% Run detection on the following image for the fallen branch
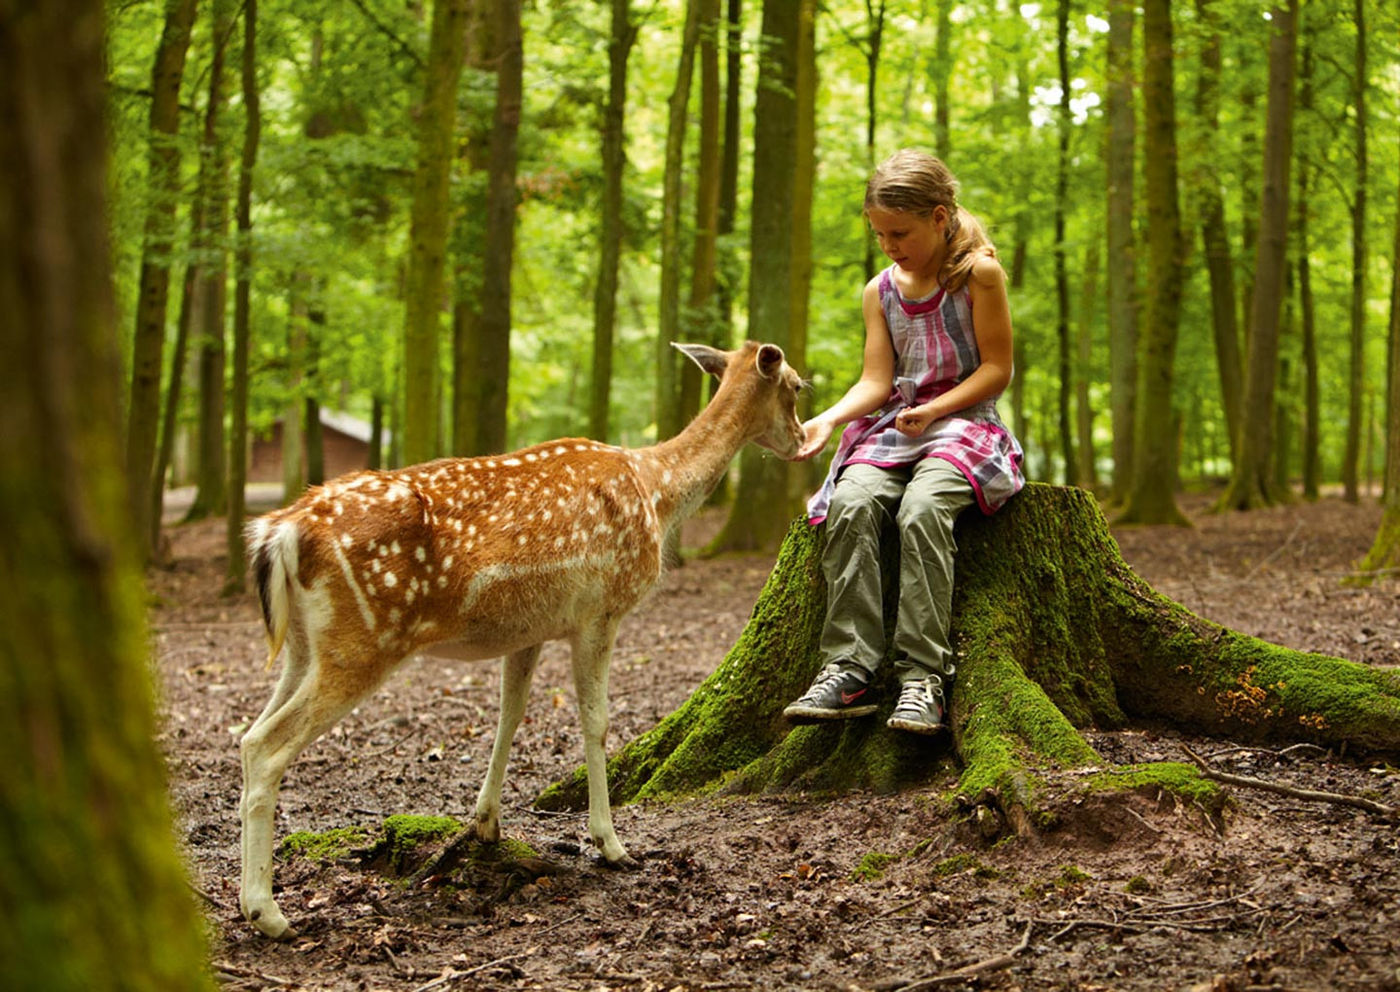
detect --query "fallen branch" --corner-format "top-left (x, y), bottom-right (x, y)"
top-left (408, 949), bottom-right (535, 992)
top-left (892, 921), bottom-right (1033, 990)
top-left (212, 961), bottom-right (296, 987)
top-left (1183, 745), bottom-right (1395, 817)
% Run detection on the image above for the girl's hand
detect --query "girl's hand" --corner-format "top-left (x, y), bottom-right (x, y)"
top-left (794, 417), bottom-right (835, 460)
top-left (894, 404), bottom-right (937, 437)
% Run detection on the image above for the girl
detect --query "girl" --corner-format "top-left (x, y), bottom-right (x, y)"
top-left (784, 149), bottom-right (1024, 734)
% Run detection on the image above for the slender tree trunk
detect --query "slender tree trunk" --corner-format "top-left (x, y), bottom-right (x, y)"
top-left (589, 0), bottom-right (634, 442)
top-left (1220, 0), bottom-right (1298, 511)
top-left (709, 0), bottom-right (801, 553)
top-left (1119, 0), bottom-right (1188, 526)
top-left (457, 0), bottom-right (521, 456)
top-left (931, 0), bottom-right (952, 159)
top-left (1296, 32), bottom-right (1320, 501)
top-left (656, 0), bottom-right (703, 443)
top-left (402, 0), bottom-right (469, 465)
top-left (1341, 0), bottom-right (1367, 502)
top-left (1193, 0), bottom-right (1243, 468)
top-left (125, 0), bottom-right (198, 559)
top-left (0, 1), bottom-right (212, 982)
top-left (1105, 0), bottom-right (1137, 504)
top-left (225, 0), bottom-right (259, 594)
top-left (1076, 239), bottom-right (1100, 488)
top-left (150, 228), bottom-right (200, 551)
top-left (1055, 0), bottom-right (1075, 486)
top-left (860, 0), bottom-right (884, 282)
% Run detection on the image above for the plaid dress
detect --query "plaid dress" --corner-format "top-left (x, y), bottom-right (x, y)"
top-left (807, 266), bottom-right (1024, 523)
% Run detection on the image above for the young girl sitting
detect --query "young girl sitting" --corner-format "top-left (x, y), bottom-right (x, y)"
top-left (784, 149), bottom-right (1024, 735)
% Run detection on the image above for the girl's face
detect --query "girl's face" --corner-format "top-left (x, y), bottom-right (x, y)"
top-left (867, 205), bottom-right (949, 277)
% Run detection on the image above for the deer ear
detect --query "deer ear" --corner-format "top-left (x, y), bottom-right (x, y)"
top-left (672, 342), bottom-right (729, 379)
top-left (756, 343), bottom-right (785, 380)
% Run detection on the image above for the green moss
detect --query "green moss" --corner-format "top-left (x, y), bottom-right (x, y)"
top-left (1088, 762), bottom-right (1225, 813)
top-left (932, 853), bottom-right (1001, 879)
top-left (1125, 875), bottom-right (1153, 894)
top-left (278, 826), bottom-right (369, 864)
top-left (1056, 864), bottom-right (1092, 887)
top-left (851, 851), bottom-right (895, 882)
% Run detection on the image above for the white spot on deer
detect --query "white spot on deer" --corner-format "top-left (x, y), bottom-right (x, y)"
top-left (415, 546), bottom-right (426, 563)
top-left (517, 535), bottom-right (528, 546)
top-left (389, 607), bottom-right (401, 624)
top-left (453, 520), bottom-right (463, 532)
top-left (384, 572), bottom-right (398, 588)
top-left (525, 453), bottom-right (538, 462)
top-left (437, 575), bottom-right (448, 588)
top-left (442, 555), bottom-right (454, 570)
top-left (405, 588), bottom-right (416, 604)
top-left (554, 446), bottom-right (567, 456)
top-left (371, 560), bottom-right (383, 574)
top-left (390, 540), bottom-right (401, 555)
top-left (504, 458), bottom-right (521, 467)
top-left (340, 533), bottom-right (353, 548)
top-left (554, 536), bottom-right (565, 549)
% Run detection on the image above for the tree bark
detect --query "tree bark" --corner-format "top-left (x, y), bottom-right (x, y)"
top-left (125, 0), bottom-right (198, 560)
top-left (1104, 0), bottom-right (1137, 504)
top-left (402, 0), bottom-right (469, 465)
top-left (1296, 30), bottom-right (1319, 501)
top-left (225, 0), bottom-right (260, 595)
top-left (588, 0), bottom-right (635, 442)
top-left (707, 0), bottom-right (803, 552)
top-left (1341, 0), bottom-right (1367, 503)
top-left (0, 1), bottom-right (213, 983)
top-left (1220, 0), bottom-right (1298, 511)
top-left (1075, 239), bottom-right (1100, 488)
top-left (1118, 0), bottom-right (1187, 526)
top-left (1055, 0), bottom-right (1075, 486)
top-left (539, 486), bottom-right (1400, 828)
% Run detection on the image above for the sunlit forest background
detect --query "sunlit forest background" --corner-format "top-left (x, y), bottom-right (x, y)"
top-left (104, 0), bottom-right (1400, 560)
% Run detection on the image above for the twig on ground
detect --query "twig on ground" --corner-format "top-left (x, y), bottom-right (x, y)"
top-left (894, 920), bottom-right (1033, 990)
top-left (1244, 521), bottom-right (1303, 581)
top-left (190, 880), bottom-right (232, 911)
top-left (212, 961), bottom-right (296, 987)
top-left (408, 949), bottom-right (535, 992)
top-left (1183, 745), bottom-right (1395, 816)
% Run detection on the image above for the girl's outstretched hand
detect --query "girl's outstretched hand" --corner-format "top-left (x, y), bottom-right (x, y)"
top-left (795, 417), bottom-right (834, 460)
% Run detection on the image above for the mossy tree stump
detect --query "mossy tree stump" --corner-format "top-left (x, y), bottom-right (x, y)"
top-left (537, 484), bottom-right (1400, 831)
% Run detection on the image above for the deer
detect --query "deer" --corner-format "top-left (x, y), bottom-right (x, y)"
top-left (237, 341), bottom-right (805, 938)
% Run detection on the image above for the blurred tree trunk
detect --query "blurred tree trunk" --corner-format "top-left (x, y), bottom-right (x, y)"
top-left (1341, 0), bottom-right (1367, 503)
top-left (150, 218), bottom-right (200, 553)
top-left (1075, 240), bottom-right (1099, 488)
top-left (655, 0), bottom-right (703, 445)
top-left (457, 0), bottom-right (521, 456)
top-left (1104, 0), bottom-right (1137, 504)
top-left (402, 0), bottom-right (469, 465)
top-left (1296, 29), bottom-right (1319, 500)
top-left (1221, 0), bottom-right (1298, 511)
top-left (125, 0), bottom-right (198, 561)
top-left (588, 0), bottom-right (635, 442)
top-left (225, 0), bottom-right (260, 595)
top-left (1193, 0), bottom-right (1242, 469)
top-left (931, 0), bottom-right (952, 159)
top-left (678, 0), bottom-right (722, 429)
top-left (0, 0), bottom-right (213, 983)
top-left (1054, 0), bottom-right (1075, 486)
top-left (185, 0), bottom-right (234, 522)
top-left (1119, 0), bottom-right (1187, 526)
top-left (541, 487), bottom-right (1400, 826)
top-left (708, 0), bottom-right (803, 553)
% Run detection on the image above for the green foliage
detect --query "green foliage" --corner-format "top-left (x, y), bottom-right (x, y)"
top-left (279, 826), bottom-right (369, 863)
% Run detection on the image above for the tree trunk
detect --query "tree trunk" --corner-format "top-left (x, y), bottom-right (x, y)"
top-left (402, 0), bottom-right (469, 466)
top-left (707, 0), bottom-right (802, 552)
top-left (456, 0), bottom-right (520, 456)
top-left (931, 0), bottom-right (952, 159)
top-left (185, 0), bottom-right (234, 522)
top-left (225, 0), bottom-right (260, 595)
top-left (588, 0), bottom-right (635, 442)
top-left (656, 0), bottom-right (703, 444)
top-left (1341, 0), bottom-right (1367, 503)
top-left (1193, 0), bottom-right (1243, 469)
top-left (150, 236), bottom-right (199, 550)
top-left (125, 0), bottom-right (198, 560)
top-left (1118, 0), bottom-right (1187, 526)
top-left (0, 1), bottom-right (212, 983)
top-left (1075, 239), bottom-right (1100, 488)
top-left (1296, 30), bottom-right (1319, 501)
top-left (1054, 0), bottom-right (1075, 486)
top-left (539, 485), bottom-right (1400, 828)
top-left (1104, 0), bottom-right (1137, 504)
top-left (1220, 0), bottom-right (1298, 511)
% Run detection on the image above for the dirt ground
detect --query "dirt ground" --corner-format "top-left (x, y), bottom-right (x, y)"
top-left (151, 488), bottom-right (1400, 992)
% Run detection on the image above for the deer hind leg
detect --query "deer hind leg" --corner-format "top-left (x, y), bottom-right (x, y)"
top-left (473, 644), bottom-right (543, 843)
top-left (239, 645), bottom-right (384, 939)
top-left (570, 618), bottom-right (632, 866)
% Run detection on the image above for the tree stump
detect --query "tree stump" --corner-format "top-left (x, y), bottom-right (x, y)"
top-left (537, 484), bottom-right (1400, 832)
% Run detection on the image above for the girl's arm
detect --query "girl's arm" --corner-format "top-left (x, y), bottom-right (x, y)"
top-left (794, 277), bottom-right (897, 460)
top-left (894, 254), bottom-right (1014, 437)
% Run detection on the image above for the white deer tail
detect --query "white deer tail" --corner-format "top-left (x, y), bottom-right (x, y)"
top-left (247, 517), bottom-right (299, 670)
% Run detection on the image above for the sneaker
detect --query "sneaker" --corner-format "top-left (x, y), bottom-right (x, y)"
top-left (886, 676), bottom-right (947, 735)
top-left (783, 666), bottom-right (878, 722)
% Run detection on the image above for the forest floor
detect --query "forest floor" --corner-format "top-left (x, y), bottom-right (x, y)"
top-left (151, 487), bottom-right (1400, 992)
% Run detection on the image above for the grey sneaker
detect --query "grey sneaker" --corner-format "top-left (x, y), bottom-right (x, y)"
top-left (886, 676), bottom-right (947, 735)
top-left (783, 666), bottom-right (878, 722)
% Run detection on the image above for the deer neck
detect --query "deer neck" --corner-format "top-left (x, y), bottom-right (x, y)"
top-left (634, 378), bottom-right (759, 529)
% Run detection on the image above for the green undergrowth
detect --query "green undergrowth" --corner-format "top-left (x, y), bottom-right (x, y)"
top-left (1087, 761), bottom-right (1226, 814)
top-left (278, 827), bottom-right (368, 864)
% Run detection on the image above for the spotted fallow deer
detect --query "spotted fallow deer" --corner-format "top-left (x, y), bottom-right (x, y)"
top-left (238, 341), bottom-right (805, 938)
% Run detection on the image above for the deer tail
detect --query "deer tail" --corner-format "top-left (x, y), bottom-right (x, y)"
top-left (246, 517), bottom-right (298, 670)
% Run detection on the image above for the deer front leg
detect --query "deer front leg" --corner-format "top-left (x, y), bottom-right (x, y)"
top-left (570, 618), bottom-right (633, 866)
top-left (474, 644), bottom-right (543, 843)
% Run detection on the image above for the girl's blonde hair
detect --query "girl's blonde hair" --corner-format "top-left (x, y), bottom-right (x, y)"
top-left (864, 149), bottom-right (995, 292)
